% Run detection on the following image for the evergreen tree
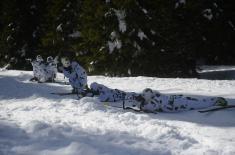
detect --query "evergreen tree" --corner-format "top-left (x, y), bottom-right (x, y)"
top-left (40, 0), bottom-right (82, 57)
top-left (0, 0), bottom-right (47, 69)
top-left (0, 0), bottom-right (234, 77)
top-left (78, 0), bottom-right (109, 74)
top-left (195, 0), bottom-right (235, 65)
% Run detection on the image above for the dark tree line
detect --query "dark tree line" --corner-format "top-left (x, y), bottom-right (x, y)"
top-left (0, 0), bottom-right (234, 77)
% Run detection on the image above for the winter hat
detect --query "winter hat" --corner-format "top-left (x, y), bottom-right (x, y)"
top-left (36, 55), bottom-right (43, 62)
top-left (90, 82), bottom-right (100, 92)
top-left (47, 56), bottom-right (53, 62)
top-left (142, 88), bottom-right (154, 102)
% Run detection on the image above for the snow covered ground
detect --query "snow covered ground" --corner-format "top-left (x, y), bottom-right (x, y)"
top-left (198, 65), bottom-right (235, 80)
top-left (198, 65), bottom-right (235, 73)
top-left (0, 70), bottom-right (235, 155)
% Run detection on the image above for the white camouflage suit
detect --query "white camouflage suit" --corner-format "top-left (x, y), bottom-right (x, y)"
top-left (31, 56), bottom-right (57, 82)
top-left (140, 89), bottom-right (226, 112)
top-left (90, 82), bottom-right (128, 102)
top-left (62, 61), bottom-right (87, 93)
top-left (31, 59), bottom-right (47, 82)
top-left (45, 57), bottom-right (58, 81)
top-left (90, 82), bottom-right (227, 112)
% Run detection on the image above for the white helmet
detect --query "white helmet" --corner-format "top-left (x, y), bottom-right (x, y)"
top-left (142, 88), bottom-right (154, 102)
top-left (47, 56), bottom-right (53, 62)
top-left (61, 57), bottom-right (71, 67)
top-left (36, 55), bottom-right (43, 62)
top-left (90, 82), bottom-right (102, 92)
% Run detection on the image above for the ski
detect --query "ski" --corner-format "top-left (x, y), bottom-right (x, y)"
top-left (103, 102), bottom-right (144, 113)
top-left (53, 81), bottom-right (70, 85)
top-left (50, 92), bottom-right (77, 96)
top-left (124, 106), bottom-right (157, 114)
top-left (29, 79), bottom-right (70, 85)
top-left (102, 101), bottom-right (157, 114)
top-left (198, 105), bottom-right (235, 113)
top-left (102, 102), bottom-right (123, 109)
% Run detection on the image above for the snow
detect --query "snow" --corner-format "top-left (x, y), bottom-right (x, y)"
top-left (0, 70), bottom-right (235, 155)
top-left (198, 65), bottom-right (235, 73)
top-left (19, 46), bottom-right (26, 57)
top-left (213, 3), bottom-right (218, 8)
top-left (56, 24), bottom-right (63, 32)
top-left (133, 41), bottom-right (141, 51)
top-left (197, 66), bottom-right (235, 80)
top-left (150, 30), bottom-right (156, 35)
top-left (8, 23), bottom-right (13, 27)
top-left (108, 40), bottom-right (122, 53)
top-left (68, 31), bottom-right (81, 38)
top-left (137, 29), bottom-right (148, 40)
top-left (114, 10), bottom-right (127, 33)
top-left (203, 9), bottom-right (213, 21)
top-left (175, 0), bottom-right (186, 9)
top-left (142, 8), bottom-right (148, 14)
top-left (6, 36), bottom-right (13, 42)
top-left (110, 31), bottom-right (117, 40)
top-left (228, 21), bottom-right (235, 31)
top-left (0, 64), bottom-right (10, 71)
top-left (32, 31), bottom-right (37, 38)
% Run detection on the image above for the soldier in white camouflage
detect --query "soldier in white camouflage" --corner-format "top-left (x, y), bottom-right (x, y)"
top-left (90, 82), bottom-right (128, 102)
top-left (30, 55), bottom-right (58, 83)
top-left (90, 82), bottom-right (228, 112)
top-left (61, 57), bottom-right (88, 94)
top-left (30, 55), bottom-right (47, 82)
top-left (45, 56), bottom-right (58, 82)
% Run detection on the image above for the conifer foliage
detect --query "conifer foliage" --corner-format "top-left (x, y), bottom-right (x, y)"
top-left (0, 0), bottom-right (234, 77)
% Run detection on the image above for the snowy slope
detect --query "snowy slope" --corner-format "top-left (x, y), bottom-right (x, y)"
top-left (0, 70), bottom-right (235, 155)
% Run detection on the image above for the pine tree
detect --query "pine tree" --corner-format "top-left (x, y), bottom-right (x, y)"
top-left (40, 0), bottom-right (82, 57)
top-left (0, 0), bottom-right (234, 77)
top-left (0, 0), bottom-right (48, 69)
top-left (78, 0), bottom-right (109, 74)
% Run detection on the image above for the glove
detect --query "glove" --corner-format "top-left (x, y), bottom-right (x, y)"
top-left (58, 66), bottom-right (64, 72)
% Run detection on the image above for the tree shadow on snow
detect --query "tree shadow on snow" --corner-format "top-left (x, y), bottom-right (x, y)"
top-left (0, 74), bottom-right (76, 101)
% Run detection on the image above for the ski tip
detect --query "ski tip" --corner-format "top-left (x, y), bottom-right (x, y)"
top-left (198, 105), bottom-right (235, 113)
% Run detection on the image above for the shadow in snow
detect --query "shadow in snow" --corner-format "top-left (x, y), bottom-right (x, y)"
top-left (0, 75), bottom-right (75, 101)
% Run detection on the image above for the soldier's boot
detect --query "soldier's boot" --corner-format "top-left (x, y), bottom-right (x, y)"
top-left (215, 97), bottom-right (228, 107)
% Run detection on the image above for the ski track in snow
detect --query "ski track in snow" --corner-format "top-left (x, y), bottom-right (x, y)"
top-left (0, 70), bottom-right (235, 155)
